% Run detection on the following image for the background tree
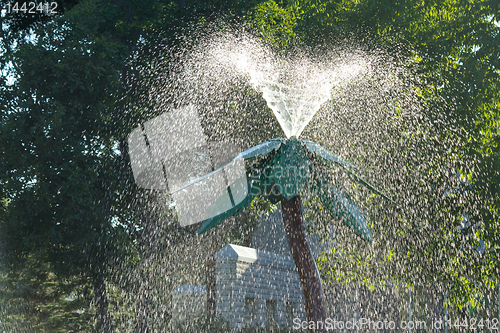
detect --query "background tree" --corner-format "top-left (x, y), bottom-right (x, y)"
top-left (0, 1), bottom-right (148, 331)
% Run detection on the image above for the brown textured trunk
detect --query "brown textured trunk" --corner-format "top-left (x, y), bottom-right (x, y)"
top-left (93, 276), bottom-right (114, 333)
top-left (281, 195), bottom-right (327, 333)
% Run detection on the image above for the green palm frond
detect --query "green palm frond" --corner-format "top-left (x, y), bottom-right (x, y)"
top-left (314, 171), bottom-right (373, 242)
top-left (197, 137), bottom-right (398, 240)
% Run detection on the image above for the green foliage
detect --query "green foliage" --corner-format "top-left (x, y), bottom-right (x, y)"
top-left (247, 0), bottom-right (298, 47)
top-left (0, 260), bottom-right (93, 332)
top-left (0, 0), bottom-right (79, 36)
top-left (0, 12), bottom-right (124, 275)
top-left (0, 0), bottom-right (152, 330)
top-left (268, 0), bottom-right (500, 311)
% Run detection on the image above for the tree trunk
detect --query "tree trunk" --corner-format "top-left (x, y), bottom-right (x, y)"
top-left (119, 138), bottom-right (154, 332)
top-left (133, 205), bottom-right (156, 333)
top-left (134, 296), bottom-right (150, 333)
top-left (281, 195), bottom-right (327, 333)
top-left (133, 189), bottom-right (164, 332)
top-left (93, 276), bottom-right (114, 333)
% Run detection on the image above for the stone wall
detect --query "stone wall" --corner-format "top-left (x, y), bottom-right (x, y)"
top-left (214, 244), bottom-right (306, 329)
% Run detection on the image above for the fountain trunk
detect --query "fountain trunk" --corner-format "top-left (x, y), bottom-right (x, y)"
top-left (281, 195), bottom-right (327, 333)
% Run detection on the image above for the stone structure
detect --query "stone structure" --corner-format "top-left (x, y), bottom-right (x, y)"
top-left (214, 244), bottom-right (306, 329)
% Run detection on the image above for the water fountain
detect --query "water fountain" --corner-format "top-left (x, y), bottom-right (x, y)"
top-left (128, 33), bottom-right (401, 332)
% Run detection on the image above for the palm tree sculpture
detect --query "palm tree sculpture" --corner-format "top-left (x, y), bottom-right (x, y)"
top-left (194, 135), bottom-right (397, 332)
top-left (126, 44), bottom-right (397, 332)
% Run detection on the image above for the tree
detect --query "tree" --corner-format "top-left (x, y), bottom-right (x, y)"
top-left (0, 1), bottom-right (146, 331)
top-left (188, 135), bottom-right (397, 332)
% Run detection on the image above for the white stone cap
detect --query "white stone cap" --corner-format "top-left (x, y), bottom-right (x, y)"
top-left (214, 244), bottom-right (297, 270)
top-left (172, 285), bottom-right (207, 295)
